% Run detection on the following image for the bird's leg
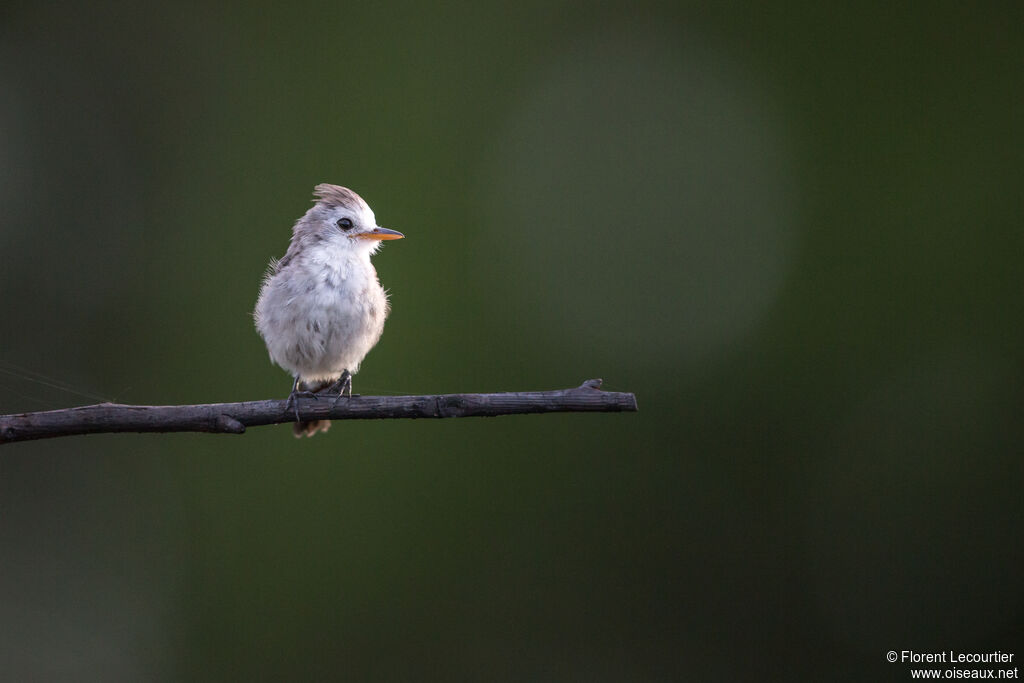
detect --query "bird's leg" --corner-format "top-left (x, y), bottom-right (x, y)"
top-left (327, 370), bottom-right (353, 405)
top-left (285, 376), bottom-right (319, 422)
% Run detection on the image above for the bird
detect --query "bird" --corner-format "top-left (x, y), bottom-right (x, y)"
top-left (254, 183), bottom-right (404, 437)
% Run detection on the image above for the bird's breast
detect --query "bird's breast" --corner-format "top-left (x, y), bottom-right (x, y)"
top-left (257, 251), bottom-right (389, 380)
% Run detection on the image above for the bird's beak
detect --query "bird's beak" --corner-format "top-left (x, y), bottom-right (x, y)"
top-left (358, 226), bottom-right (404, 241)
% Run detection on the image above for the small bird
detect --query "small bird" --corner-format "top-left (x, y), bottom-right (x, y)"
top-left (254, 184), bottom-right (404, 437)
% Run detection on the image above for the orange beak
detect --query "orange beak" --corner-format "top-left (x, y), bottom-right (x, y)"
top-left (358, 226), bottom-right (404, 241)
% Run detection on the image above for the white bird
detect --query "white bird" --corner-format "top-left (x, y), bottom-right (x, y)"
top-left (254, 184), bottom-right (404, 437)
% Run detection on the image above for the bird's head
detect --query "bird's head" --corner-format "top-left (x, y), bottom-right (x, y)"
top-left (296, 183), bottom-right (404, 254)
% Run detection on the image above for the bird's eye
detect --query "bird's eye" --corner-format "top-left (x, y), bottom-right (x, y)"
top-left (337, 217), bottom-right (354, 231)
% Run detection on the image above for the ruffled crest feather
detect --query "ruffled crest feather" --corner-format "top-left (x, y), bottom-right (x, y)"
top-left (312, 184), bottom-right (369, 211)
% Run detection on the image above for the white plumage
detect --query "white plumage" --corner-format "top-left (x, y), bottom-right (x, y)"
top-left (254, 184), bottom-right (403, 437)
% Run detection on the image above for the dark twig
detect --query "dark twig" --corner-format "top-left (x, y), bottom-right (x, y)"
top-left (0, 379), bottom-right (637, 444)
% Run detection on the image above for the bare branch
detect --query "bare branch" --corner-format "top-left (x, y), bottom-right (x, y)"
top-left (0, 379), bottom-right (638, 444)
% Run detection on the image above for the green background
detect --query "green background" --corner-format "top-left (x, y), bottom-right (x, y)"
top-left (2, 1), bottom-right (1022, 680)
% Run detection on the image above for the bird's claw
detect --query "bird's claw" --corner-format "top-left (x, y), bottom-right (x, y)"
top-left (327, 371), bottom-right (353, 406)
top-left (285, 378), bottom-right (320, 422)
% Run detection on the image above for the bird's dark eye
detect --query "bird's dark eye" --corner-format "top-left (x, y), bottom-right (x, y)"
top-left (337, 217), bottom-right (354, 231)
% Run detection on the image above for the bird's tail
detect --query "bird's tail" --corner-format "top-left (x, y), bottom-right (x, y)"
top-left (294, 419), bottom-right (331, 438)
top-left (292, 378), bottom-right (332, 438)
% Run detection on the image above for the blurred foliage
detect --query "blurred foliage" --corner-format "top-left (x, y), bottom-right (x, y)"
top-left (1, 0), bottom-right (1022, 680)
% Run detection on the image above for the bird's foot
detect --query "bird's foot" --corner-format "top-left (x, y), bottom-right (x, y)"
top-left (326, 371), bottom-right (353, 406)
top-left (285, 379), bottom-right (320, 422)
